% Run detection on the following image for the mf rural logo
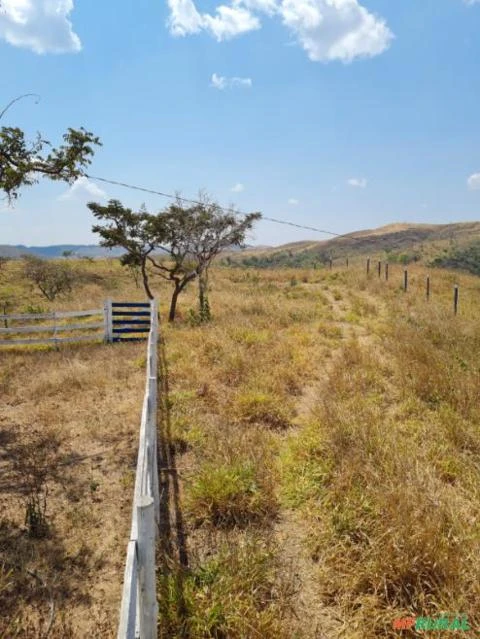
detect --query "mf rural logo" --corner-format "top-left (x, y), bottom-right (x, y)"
top-left (393, 615), bottom-right (470, 632)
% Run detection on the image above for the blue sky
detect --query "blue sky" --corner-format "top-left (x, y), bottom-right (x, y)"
top-left (1, 0), bottom-right (480, 246)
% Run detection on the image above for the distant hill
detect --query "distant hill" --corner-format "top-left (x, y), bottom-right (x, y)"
top-left (0, 245), bottom-right (125, 258)
top-left (229, 222), bottom-right (480, 271)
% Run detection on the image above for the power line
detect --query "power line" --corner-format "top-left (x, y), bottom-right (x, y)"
top-left (86, 174), bottom-right (361, 242)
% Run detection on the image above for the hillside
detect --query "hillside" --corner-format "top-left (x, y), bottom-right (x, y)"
top-left (0, 245), bottom-right (124, 258)
top-left (231, 221), bottom-right (480, 270)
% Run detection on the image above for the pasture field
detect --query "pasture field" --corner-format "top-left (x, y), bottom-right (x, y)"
top-left (1, 258), bottom-right (480, 637)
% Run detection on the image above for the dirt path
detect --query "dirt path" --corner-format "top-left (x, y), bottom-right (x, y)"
top-left (273, 282), bottom-right (387, 638)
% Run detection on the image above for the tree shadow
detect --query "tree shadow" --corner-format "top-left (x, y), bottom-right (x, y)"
top-left (157, 334), bottom-right (190, 637)
top-left (0, 424), bottom-right (95, 636)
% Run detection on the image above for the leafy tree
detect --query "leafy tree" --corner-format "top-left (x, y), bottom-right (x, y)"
top-left (163, 197), bottom-right (261, 321)
top-left (0, 95), bottom-right (101, 201)
top-left (89, 200), bottom-right (158, 299)
top-left (89, 198), bottom-right (261, 322)
top-left (62, 250), bottom-right (74, 259)
top-left (23, 255), bottom-right (75, 301)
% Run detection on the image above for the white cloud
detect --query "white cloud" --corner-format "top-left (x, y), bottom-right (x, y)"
top-left (280, 0), bottom-right (393, 62)
top-left (58, 177), bottom-right (107, 201)
top-left (168, 0), bottom-right (259, 40)
top-left (467, 173), bottom-right (480, 190)
top-left (167, 0), bottom-right (392, 63)
top-left (347, 177), bottom-right (367, 188)
top-left (203, 5), bottom-right (260, 39)
top-left (231, 183), bottom-right (245, 192)
top-left (211, 73), bottom-right (252, 89)
top-left (167, 0), bottom-right (205, 35)
top-left (464, 0), bottom-right (480, 5)
top-left (288, 197), bottom-right (299, 204)
top-left (0, 0), bottom-right (81, 54)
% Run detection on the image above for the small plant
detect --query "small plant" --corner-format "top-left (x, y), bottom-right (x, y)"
top-left (8, 426), bottom-right (62, 538)
top-left (186, 461), bottom-right (275, 527)
top-left (234, 389), bottom-right (292, 429)
top-left (22, 303), bottom-right (48, 315)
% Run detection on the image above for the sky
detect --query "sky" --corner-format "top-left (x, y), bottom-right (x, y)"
top-left (1, 0), bottom-right (480, 246)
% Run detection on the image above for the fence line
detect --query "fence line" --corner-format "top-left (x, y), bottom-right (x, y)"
top-left (118, 299), bottom-right (159, 639)
top-left (0, 308), bottom-right (104, 346)
top-left (328, 258), bottom-right (463, 316)
top-left (0, 301), bottom-right (154, 347)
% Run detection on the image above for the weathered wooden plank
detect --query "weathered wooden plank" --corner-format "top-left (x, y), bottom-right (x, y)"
top-left (112, 302), bottom-right (150, 308)
top-left (0, 334), bottom-right (103, 346)
top-left (112, 327), bottom-right (150, 334)
top-left (55, 309), bottom-right (103, 319)
top-left (0, 309), bottom-right (102, 321)
top-left (112, 320), bottom-right (151, 326)
top-left (137, 497), bottom-right (157, 639)
top-left (112, 311), bottom-right (151, 317)
top-left (0, 322), bottom-right (105, 335)
top-left (117, 540), bottom-right (138, 639)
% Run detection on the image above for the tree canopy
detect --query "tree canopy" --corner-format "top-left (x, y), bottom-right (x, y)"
top-left (0, 125), bottom-right (101, 201)
top-left (89, 197), bottom-right (261, 321)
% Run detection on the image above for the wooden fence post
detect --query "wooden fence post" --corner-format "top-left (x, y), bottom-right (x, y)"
top-left (378, 261), bottom-right (381, 277)
top-left (403, 270), bottom-right (408, 292)
top-left (366, 258), bottom-right (370, 275)
top-left (385, 263), bottom-right (389, 281)
top-left (329, 259), bottom-right (333, 270)
top-left (426, 276), bottom-right (430, 301)
top-left (53, 311), bottom-right (59, 350)
top-left (454, 285), bottom-right (459, 315)
top-left (137, 496), bottom-right (158, 639)
top-left (104, 298), bottom-right (113, 343)
top-left (346, 257), bottom-right (349, 269)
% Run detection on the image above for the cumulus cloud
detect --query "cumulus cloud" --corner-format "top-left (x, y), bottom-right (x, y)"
top-left (58, 177), bottom-right (107, 201)
top-left (203, 5), bottom-right (260, 39)
top-left (280, 0), bottom-right (393, 62)
top-left (231, 183), bottom-right (245, 192)
top-left (167, 0), bottom-right (392, 62)
top-left (467, 173), bottom-right (480, 190)
top-left (288, 197), bottom-right (299, 204)
top-left (347, 177), bottom-right (367, 188)
top-left (211, 73), bottom-right (252, 89)
top-left (0, 0), bottom-right (81, 54)
top-left (168, 0), bottom-right (259, 40)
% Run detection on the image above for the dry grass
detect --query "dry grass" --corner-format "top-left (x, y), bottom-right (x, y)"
top-left (0, 260), bottom-right (149, 637)
top-left (2, 257), bottom-right (480, 637)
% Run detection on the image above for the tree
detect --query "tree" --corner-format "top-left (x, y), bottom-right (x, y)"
top-left (89, 200), bottom-right (158, 300)
top-left (23, 255), bottom-right (76, 301)
top-left (89, 198), bottom-right (261, 322)
top-left (162, 198), bottom-right (261, 321)
top-left (89, 199), bottom-right (198, 319)
top-left (0, 95), bottom-right (101, 202)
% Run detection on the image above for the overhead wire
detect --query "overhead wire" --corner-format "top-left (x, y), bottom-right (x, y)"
top-left (86, 174), bottom-right (366, 243)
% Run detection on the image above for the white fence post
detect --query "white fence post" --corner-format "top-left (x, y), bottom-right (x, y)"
top-left (137, 496), bottom-right (158, 639)
top-left (104, 298), bottom-right (113, 343)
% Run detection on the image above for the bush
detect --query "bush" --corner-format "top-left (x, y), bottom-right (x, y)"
top-left (23, 256), bottom-right (76, 301)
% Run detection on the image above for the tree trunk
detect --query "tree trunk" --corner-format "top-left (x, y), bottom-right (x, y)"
top-left (198, 272), bottom-right (211, 322)
top-left (169, 282), bottom-right (181, 322)
top-left (141, 259), bottom-right (154, 300)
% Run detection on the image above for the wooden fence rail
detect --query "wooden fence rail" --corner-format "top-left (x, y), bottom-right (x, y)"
top-left (0, 300), bottom-right (153, 347)
top-left (0, 308), bottom-right (104, 346)
top-left (118, 299), bottom-right (159, 639)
